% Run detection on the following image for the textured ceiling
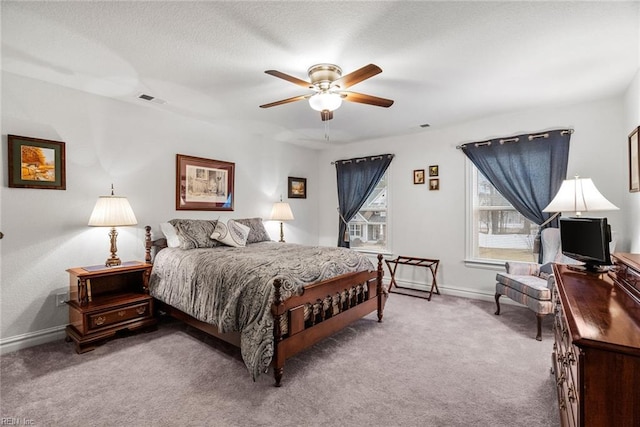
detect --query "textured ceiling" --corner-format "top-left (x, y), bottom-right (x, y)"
top-left (2, 1), bottom-right (639, 149)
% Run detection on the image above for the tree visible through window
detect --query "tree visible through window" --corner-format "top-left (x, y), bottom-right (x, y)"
top-left (348, 171), bottom-right (388, 252)
top-left (472, 169), bottom-right (539, 262)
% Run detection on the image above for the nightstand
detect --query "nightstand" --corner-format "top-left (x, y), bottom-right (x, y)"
top-left (65, 261), bottom-right (157, 353)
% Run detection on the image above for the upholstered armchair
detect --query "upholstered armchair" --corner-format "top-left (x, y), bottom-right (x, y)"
top-left (495, 227), bottom-right (617, 340)
top-left (494, 228), bottom-right (563, 341)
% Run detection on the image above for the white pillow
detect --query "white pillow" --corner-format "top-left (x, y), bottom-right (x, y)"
top-left (211, 219), bottom-right (250, 248)
top-left (160, 222), bottom-right (181, 248)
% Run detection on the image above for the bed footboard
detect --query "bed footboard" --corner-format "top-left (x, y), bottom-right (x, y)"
top-left (271, 253), bottom-right (385, 386)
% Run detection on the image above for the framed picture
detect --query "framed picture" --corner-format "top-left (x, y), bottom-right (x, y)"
top-left (176, 154), bottom-right (235, 210)
top-left (629, 126), bottom-right (639, 192)
top-left (429, 165), bottom-right (439, 177)
top-left (288, 176), bottom-right (307, 199)
top-left (429, 178), bottom-right (440, 191)
top-left (8, 134), bottom-right (66, 190)
top-left (413, 169), bottom-right (425, 184)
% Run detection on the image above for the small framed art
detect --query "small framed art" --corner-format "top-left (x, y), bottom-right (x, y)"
top-left (288, 176), bottom-right (307, 198)
top-left (429, 178), bottom-right (440, 191)
top-left (429, 165), bottom-right (439, 177)
top-left (8, 134), bottom-right (66, 190)
top-left (629, 126), bottom-right (639, 192)
top-left (176, 154), bottom-right (235, 210)
top-left (413, 169), bottom-right (425, 184)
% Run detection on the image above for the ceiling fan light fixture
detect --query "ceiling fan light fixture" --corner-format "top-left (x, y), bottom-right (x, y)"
top-left (308, 92), bottom-right (342, 112)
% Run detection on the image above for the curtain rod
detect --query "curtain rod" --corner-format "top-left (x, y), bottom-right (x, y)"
top-left (455, 129), bottom-right (573, 149)
top-left (331, 153), bottom-right (394, 165)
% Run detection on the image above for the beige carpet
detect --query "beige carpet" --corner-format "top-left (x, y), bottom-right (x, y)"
top-left (0, 293), bottom-right (559, 426)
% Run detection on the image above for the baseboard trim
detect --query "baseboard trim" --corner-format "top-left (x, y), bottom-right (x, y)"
top-left (0, 325), bottom-right (67, 355)
top-left (389, 279), bottom-right (518, 306)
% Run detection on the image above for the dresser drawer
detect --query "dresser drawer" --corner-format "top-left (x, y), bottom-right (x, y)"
top-left (87, 301), bottom-right (151, 331)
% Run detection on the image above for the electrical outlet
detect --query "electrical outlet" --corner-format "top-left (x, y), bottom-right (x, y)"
top-left (56, 293), bottom-right (68, 307)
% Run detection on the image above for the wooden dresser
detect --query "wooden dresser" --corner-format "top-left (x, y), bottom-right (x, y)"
top-left (552, 254), bottom-right (640, 427)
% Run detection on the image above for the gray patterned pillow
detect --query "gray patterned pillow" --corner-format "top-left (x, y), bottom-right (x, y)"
top-left (168, 219), bottom-right (219, 250)
top-left (234, 217), bottom-right (272, 244)
top-left (211, 219), bottom-right (250, 247)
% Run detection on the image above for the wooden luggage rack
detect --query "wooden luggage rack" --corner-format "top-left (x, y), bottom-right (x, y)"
top-left (385, 256), bottom-right (440, 301)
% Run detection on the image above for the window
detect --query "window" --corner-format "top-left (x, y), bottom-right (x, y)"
top-left (349, 224), bottom-right (362, 238)
top-left (348, 171), bottom-right (389, 252)
top-left (469, 165), bottom-right (539, 263)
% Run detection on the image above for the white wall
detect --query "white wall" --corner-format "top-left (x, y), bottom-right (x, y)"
top-left (317, 96), bottom-right (630, 298)
top-left (2, 70), bottom-right (637, 350)
top-left (623, 68), bottom-right (640, 252)
top-left (0, 72), bottom-right (319, 347)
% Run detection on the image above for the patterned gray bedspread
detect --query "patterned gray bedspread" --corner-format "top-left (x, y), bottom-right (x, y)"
top-left (148, 241), bottom-right (374, 380)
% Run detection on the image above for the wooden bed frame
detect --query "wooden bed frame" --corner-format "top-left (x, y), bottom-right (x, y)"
top-left (144, 226), bottom-right (386, 386)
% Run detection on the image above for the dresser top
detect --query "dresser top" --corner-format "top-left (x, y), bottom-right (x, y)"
top-left (553, 263), bottom-right (640, 356)
top-left (613, 252), bottom-right (640, 271)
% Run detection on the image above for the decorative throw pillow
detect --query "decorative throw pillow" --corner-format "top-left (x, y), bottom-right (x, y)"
top-left (235, 217), bottom-right (271, 244)
top-left (538, 262), bottom-right (553, 280)
top-left (168, 219), bottom-right (219, 250)
top-left (159, 222), bottom-right (180, 248)
top-left (211, 219), bottom-right (250, 248)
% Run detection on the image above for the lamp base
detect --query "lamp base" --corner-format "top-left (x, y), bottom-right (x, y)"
top-left (279, 221), bottom-right (285, 243)
top-left (105, 227), bottom-right (122, 267)
top-left (105, 256), bottom-right (122, 267)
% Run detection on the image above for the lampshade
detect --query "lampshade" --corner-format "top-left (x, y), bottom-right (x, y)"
top-left (542, 177), bottom-right (619, 216)
top-left (88, 195), bottom-right (138, 226)
top-left (270, 202), bottom-right (294, 221)
top-left (308, 92), bottom-right (342, 112)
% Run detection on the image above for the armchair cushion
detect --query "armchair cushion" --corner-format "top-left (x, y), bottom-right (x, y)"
top-left (495, 272), bottom-right (552, 301)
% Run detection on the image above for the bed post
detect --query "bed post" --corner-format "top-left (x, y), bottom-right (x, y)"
top-left (271, 278), bottom-right (285, 387)
top-left (377, 253), bottom-right (384, 322)
top-left (144, 226), bottom-right (152, 264)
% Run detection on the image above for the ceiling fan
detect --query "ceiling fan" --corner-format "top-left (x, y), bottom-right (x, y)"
top-left (259, 63), bottom-right (394, 121)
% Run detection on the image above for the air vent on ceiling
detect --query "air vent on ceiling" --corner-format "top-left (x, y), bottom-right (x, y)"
top-left (137, 93), bottom-right (167, 104)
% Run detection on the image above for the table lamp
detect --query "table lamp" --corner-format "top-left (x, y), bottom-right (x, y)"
top-left (270, 197), bottom-right (294, 243)
top-left (88, 185), bottom-right (138, 267)
top-left (543, 176), bottom-right (618, 217)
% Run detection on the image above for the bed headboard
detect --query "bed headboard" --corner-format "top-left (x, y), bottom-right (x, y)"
top-left (144, 225), bottom-right (167, 263)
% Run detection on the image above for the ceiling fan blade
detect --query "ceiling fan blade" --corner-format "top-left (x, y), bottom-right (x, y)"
top-left (265, 70), bottom-right (313, 89)
top-left (341, 91), bottom-right (394, 108)
top-left (332, 64), bottom-right (382, 89)
top-left (321, 110), bottom-right (333, 121)
top-left (259, 94), bottom-right (309, 109)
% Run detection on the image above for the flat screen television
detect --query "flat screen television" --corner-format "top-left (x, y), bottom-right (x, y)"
top-left (559, 217), bottom-right (612, 272)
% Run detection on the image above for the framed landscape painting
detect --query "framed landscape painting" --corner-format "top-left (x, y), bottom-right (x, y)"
top-left (176, 154), bottom-right (235, 210)
top-left (8, 134), bottom-right (66, 190)
top-left (629, 126), bottom-right (639, 192)
top-left (288, 176), bottom-right (307, 199)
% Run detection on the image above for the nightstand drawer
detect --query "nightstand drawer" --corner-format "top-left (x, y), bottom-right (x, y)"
top-left (87, 301), bottom-right (152, 331)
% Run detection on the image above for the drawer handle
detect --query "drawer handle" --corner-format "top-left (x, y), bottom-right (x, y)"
top-left (95, 316), bottom-right (106, 326)
top-left (136, 306), bottom-right (147, 315)
top-left (118, 310), bottom-right (126, 317)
